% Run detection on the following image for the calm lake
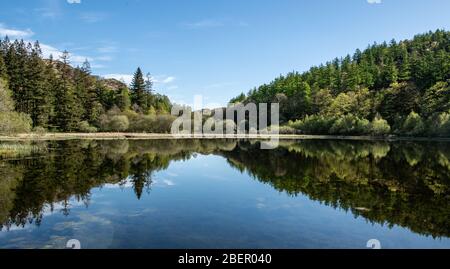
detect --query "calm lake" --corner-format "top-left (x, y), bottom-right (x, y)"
top-left (0, 139), bottom-right (449, 249)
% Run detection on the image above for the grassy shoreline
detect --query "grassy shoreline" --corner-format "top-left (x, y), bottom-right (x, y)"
top-left (0, 132), bottom-right (450, 142)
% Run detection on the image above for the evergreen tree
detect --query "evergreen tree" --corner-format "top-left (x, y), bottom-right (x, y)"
top-left (28, 41), bottom-right (51, 127)
top-left (54, 51), bottom-right (80, 131)
top-left (74, 59), bottom-right (97, 122)
top-left (5, 40), bottom-right (29, 113)
top-left (145, 72), bottom-right (154, 94)
top-left (130, 67), bottom-right (147, 111)
top-left (398, 44), bottom-right (411, 81)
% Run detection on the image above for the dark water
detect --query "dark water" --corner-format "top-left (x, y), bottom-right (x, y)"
top-left (0, 139), bottom-right (449, 249)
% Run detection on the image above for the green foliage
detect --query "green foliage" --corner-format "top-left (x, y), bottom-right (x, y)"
top-left (427, 112), bottom-right (450, 137)
top-left (0, 79), bottom-right (32, 134)
top-left (116, 87), bottom-right (131, 111)
top-left (74, 60), bottom-right (98, 123)
top-left (0, 79), bottom-right (14, 112)
top-left (378, 82), bottom-right (421, 125)
top-left (0, 53), bottom-right (7, 79)
top-left (77, 121), bottom-right (98, 133)
top-left (289, 115), bottom-right (335, 135)
top-left (230, 93), bottom-right (246, 104)
top-left (326, 88), bottom-right (372, 118)
top-left (421, 81), bottom-right (450, 117)
top-left (108, 115), bottom-right (129, 132)
top-left (128, 114), bottom-right (175, 133)
top-left (265, 125), bottom-right (298, 135)
top-left (311, 89), bottom-right (333, 115)
top-left (32, 126), bottom-right (47, 135)
top-left (0, 112), bottom-right (32, 134)
top-left (401, 111), bottom-right (426, 136)
top-left (329, 114), bottom-right (370, 135)
top-left (97, 108), bottom-right (175, 133)
top-left (370, 116), bottom-right (391, 136)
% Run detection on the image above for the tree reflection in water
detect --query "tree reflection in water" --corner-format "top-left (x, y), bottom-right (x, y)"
top-left (0, 139), bottom-right (449, 238)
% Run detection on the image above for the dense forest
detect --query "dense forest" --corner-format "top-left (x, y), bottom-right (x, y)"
top-left (231, 30), bottom-right (450, 136)
top-left (0, 37), bottom-right (172, 134)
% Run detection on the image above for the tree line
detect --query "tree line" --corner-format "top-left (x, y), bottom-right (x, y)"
top-left (0, 37), bottom-right (172, 134)
top-left (231, 30), bottom-right (450, 136)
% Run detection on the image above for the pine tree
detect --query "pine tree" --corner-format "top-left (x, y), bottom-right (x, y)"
top-left (0, 37), bottom-right (10, 79)
top-left (74, 59), bottom-right (97, 122)
top-left (28, 41), bottom-right (51, 127)
top-left (130, 67), bottom-right (147, 111)
top-left (398, 44), bottom-right (411, 81)
top-left (54, 51), bottom-right (80, 131)
top-left (145, 72), bottom-right (154, 94)
top-left (5, 40), bottom-right (29, 113)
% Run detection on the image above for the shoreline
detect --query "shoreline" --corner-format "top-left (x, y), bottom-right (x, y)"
top-left (1, 133), bottom-right (450, 142)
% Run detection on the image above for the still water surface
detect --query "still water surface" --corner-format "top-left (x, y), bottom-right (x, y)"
top-left (0, 139), bottom-right (449, 248)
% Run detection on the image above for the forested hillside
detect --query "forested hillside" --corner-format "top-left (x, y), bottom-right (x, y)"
top-left (0, 37), bottom-right (172, 134)
top-left (231, 30), bottom-right (450, 136)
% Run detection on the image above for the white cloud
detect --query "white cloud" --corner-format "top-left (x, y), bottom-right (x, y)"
top-left (97, 46), bottom-right (118, 53)
top-left (95, 55), bottom-right (113, 61)
top-left (183, 19), bottom-right (225, 29)
top-left (80, 12), bottom-right (108, 23)
top-left (0, 23), bottom-right (34, 38)
top-left (163, 180), bottom-right (175, 186)
top-left (367, 0), bottom-right (382, 4)
top-left (67, 0), bottom-right (81, 3)
top-left (182, 19), bottom-right (249, 29)
top-left (39, 43), bottom-right (93, 66)
top-left (157, 76), bottom-right (176, 84)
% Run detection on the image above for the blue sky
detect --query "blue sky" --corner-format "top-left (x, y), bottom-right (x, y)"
top-left (0, 0), bottom-right (449, 107)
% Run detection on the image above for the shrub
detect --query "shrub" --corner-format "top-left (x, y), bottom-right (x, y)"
top-left (32, 126), bottom-right (47, 135)
top-left (427, 112), bottom-right (450, 137)
top-left (202, 118), bottom-right (238, 134)
top-left (289, 115), bottom-right (335, 135)
top-left (370, 116), bottom-right (391, 136)
top-left (98, 108), bottom-right (176, 133)
top-left (127, 114), bottom-right (176, 133)
top-left (0, 112), bottom-right (32, 134)
top-left (262, 125), bottom-right (297, 135)
top-left (109, 115), bottom-right (129, 132)
top-left (329, 114), bottom-right (370, 135)
top-left (78, 121), bottom-right (98, 133)
top-left (151, 115), bottom-right (176, 133)
top-left (401, 111), bottom-right (425, 136)
top-left (0, 79), bottom-right (14, 113)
